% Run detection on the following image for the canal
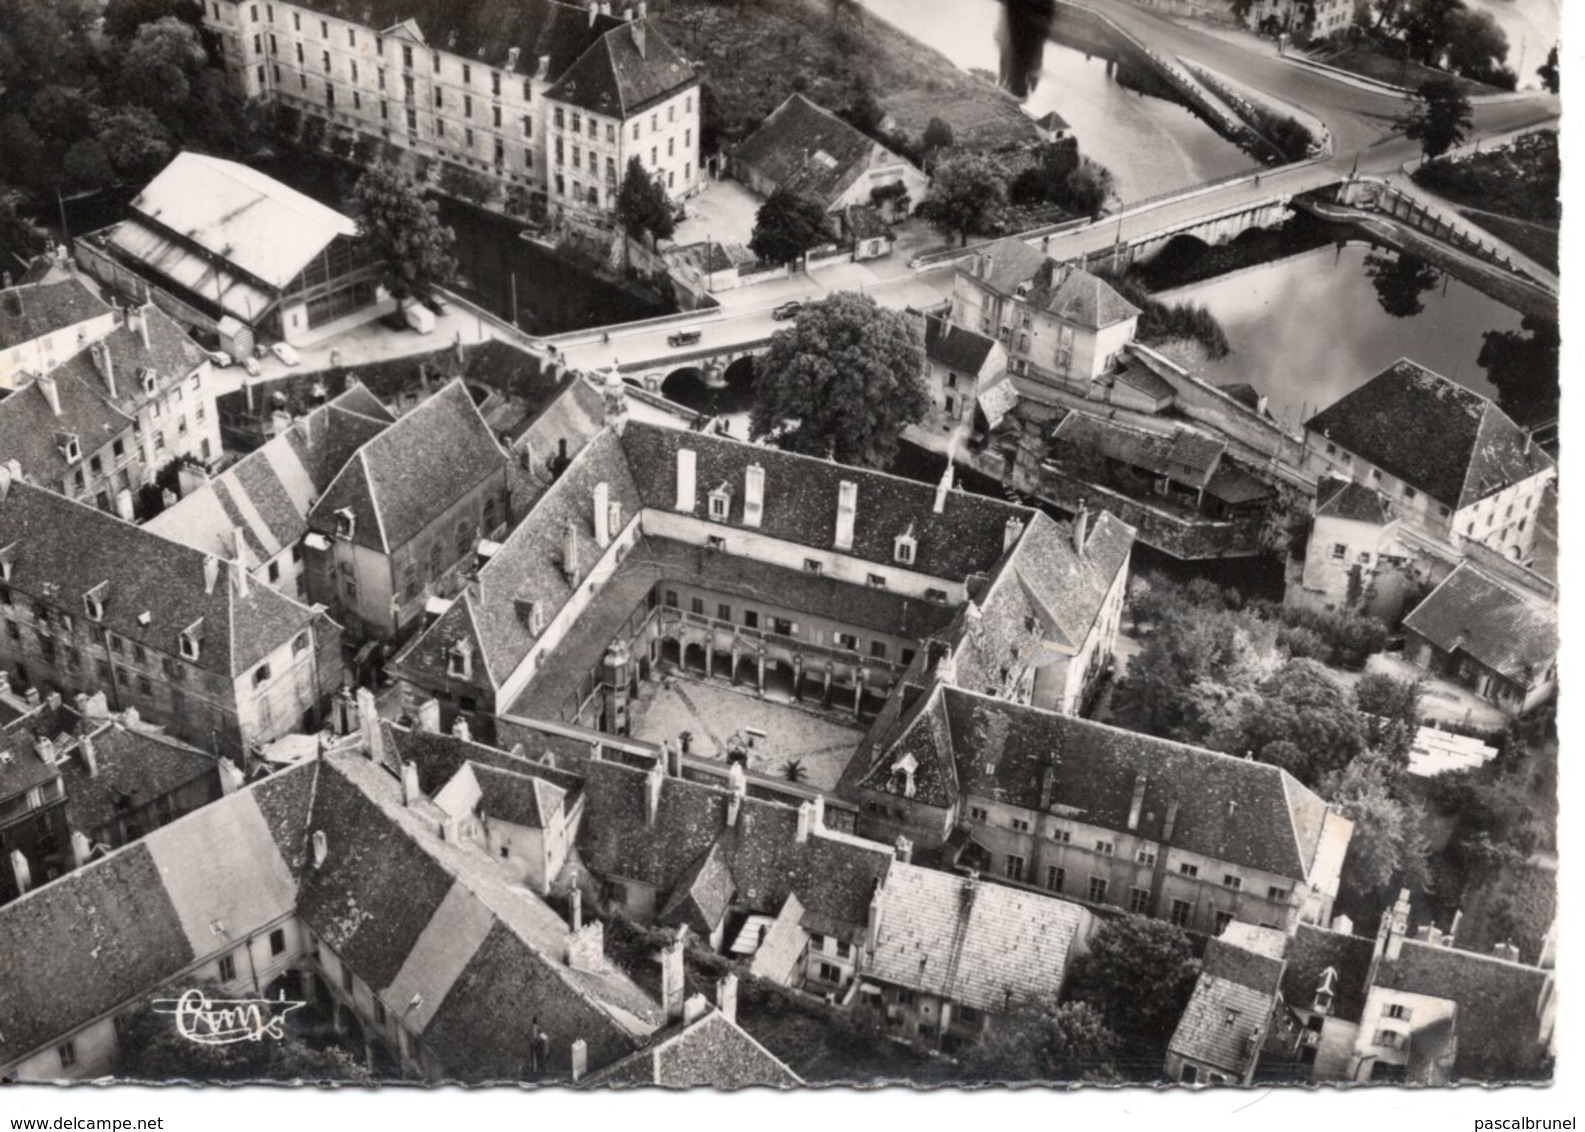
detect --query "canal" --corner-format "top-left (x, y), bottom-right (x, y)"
top-left (1158, 238), bottom-right (1527, 430)
top-left (863, 0), bottom-right (1254, 202)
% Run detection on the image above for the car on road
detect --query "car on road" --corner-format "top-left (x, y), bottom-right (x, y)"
top-left (771, 300), bottom-right (802, 321)
top-left (243, 355), bottom-right (262, 377)
top-left (270, 342), bottom-right (302, 366)
top-left (424, 295), bottom-right (450, 317)
top-left (667, 329), bottom-right (702, 348)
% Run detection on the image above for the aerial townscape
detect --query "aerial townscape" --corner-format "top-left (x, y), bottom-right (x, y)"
top-left (0, 0), bottom-right (1562, 1098)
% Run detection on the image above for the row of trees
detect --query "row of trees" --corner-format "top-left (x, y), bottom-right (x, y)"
top-left (918, 145), bottom-right (1117, 248)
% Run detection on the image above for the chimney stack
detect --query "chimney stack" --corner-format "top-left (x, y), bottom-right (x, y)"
top-left (743, 464), bottom-right (765, 528)
top-left (34, 735), bottom-right (56, 765)
top-left (79, 733), bottom-right (98, 778)
top-left (204, 555), bottom-right (220, 595)
top-left (726, 760), bottom-right (746, 827)
top-left (416, 698), bottom-right (442, 733)
top-left (933, 643), bottom-right (957, 687)
top-left (36, 373), bottom-right (61, 416)
top-left (1003, 514), bottom-right (1024, 552)
top-left (592, 482), bottom-right (611, 547)
top-left (561, 518), bottom-right (580, 583)
top-left (644, 756), bottom-right (664, 826)
top-left (570, 1038), bottom-right (587, 1082)
top-left (629, 16), bottom-right (646, 56)
top-left (401, 761), bottom-right (422, 806)
top-left (716, 973), bottom-right (738, 1024)
top-left (659, 930), bottom-right (687, 1022)
top-left (571, 886), bottom-right (583, 932)
top-left (1162, 798), bottom-right (1180, 843)
top-left (90, 339), bottom-right (116, 398)
top-left (451, 717), bottom-right (472, 742)
top-left (796, 800), bottom-right (814, 843)
top-left (834, 481), bottom-right (857, 551)
top-left (666, 738), bottom-right (683, 778)
top-left (1384, 888), bottom-right (1412, 961)
top-left (1039, 756), bottom-right (1057, 811)
top-left (866, 880), bottom-right (884, 955)
top-left (933, 462), bottom-right (954, 514)
top-left (1072, 503), bottom-right (1089, 557)
top-left (312, 829), bottom-right (329, 869)
top-left (675, 448), bottom-right (697, 512)
top-left (133, 305), bottom-right (151, 351)
top-left (893, 835), bottom-right (912, 863)
top-left (1126, 774), bottom-right (1148, 831)
top-left (682, 994), bottom-right (708, 1025)
top-left (231, 528), bottom-right (249, 596)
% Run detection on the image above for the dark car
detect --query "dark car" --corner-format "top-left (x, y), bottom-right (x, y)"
top-left (771, 300), bottom-right (803, 321)
top-left (667, 329), bottom-right (702, 348)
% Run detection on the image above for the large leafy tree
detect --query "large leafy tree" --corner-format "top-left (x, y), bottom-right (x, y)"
top-left (749, 188), bottom-right (830, 265)
top-left (1067, 916), bottom-right (1200, 1044)
top-left (920, 152), bottom-right (1009, 247)
top-left (352, 162), bottom-right (457, 303)
top-left (1110, 606), bottom-right (1274, 746)
top-left (1400, 77), bottom-right (1474, 161)
top-left (1537, 44), bottom-right (1559, 94)
top-left (748, 291), bottom-right (928, 468)
top-left (1322, 752), bottom-right (1432, 903)
top-left (960, 1000), bottom-right (1118, 1083)
top-left (615, 156), bottom-right (676, 248)
top-left (103, 0), bottom-right (203, 41)
top-left (1241, 659), bottom-right (1367, 787)
top-left (1478, 315), bottom-right (1560, 427)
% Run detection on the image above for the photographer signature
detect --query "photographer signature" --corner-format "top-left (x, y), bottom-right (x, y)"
top-left (151, 988), bottom-right (306, 1045)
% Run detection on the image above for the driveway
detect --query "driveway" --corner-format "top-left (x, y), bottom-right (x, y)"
top-left (672, 177), bottom-right (765, 250)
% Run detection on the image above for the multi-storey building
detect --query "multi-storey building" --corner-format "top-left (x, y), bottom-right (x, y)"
top-left (202, 0), bottom-right (699, 220)
top-left (0, 472), bottom-right (342, 763)
top-left (0, 697), bottom-right (72, 905)
top-left (0, 277), bottom-right (116, 391)
top-left (839, 685), bottom-right (1354, 937)
top-left (0, 302), bottom-right (221, 521)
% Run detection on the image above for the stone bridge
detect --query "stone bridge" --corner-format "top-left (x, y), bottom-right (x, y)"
top-left (1081, 193), bottom-right (1297, 274)
top-left (615, 337), bottom-right (774, 397)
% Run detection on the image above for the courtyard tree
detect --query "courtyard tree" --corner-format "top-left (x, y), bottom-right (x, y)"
top-left (352, 162), bottom-right (457, 304)
top-left (748, 291), bottom-right (928, 469)
top-left (1323, 752), bottom-right (1432, 903)
top-left (920, 152), bottom-right (1009, 247)
top-left (1240, 659), bottom-right (1367, 788)
top-left (960, 1000), bottom-right (1118, 1083)
top-left (749, 188), bottom-right (831, 265)
top-left (1399, 77), bottom-right (1474, 161)
top-left (1067, 916), bottom-right (1199, 1044)
top-left (615, 156), bottom-right (677, 249)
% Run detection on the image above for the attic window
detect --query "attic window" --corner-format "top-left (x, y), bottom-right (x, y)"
top-left (708, 485), bottom-right (730, 521)
top-left (179, 621), bottom-right (202, 661)
top-left (141, 369), bottom-right (158, 396)
top-left (334, 508), bottom-right (356, 539)
top-left (894, 532), bottom-right (916, 565)
top-left (252, 662), bottom-right (271, 688)
top-left (449, 641), bottom-right (473, 679)
top-left (60, 434), bottom-right (81, 464)
top-left (83, 584), bottom-right (107, 622)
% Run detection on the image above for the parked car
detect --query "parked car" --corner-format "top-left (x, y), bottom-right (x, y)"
top-left (424, 294), bottom-right (450, 316)
top-left (207, 350), bottom-right (233, 368)
top-left (771, 300), bottom-right (803, 321)
top-left (270, 342), bottom-right (302, 366)
top-left (243, 355), bottom-right (262, 377)
top-left (667, 329), bottom-right (702, 348)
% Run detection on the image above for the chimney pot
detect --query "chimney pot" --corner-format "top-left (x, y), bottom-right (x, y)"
top-left (593, 482), bottom-right (611, 548)
top-left (743, 464), bottom-right (765, 528)
top-left (570, 1038), bottom-right (587, 1082)
top-left (933, 462), bottom-right (954, 514)
top-left (834, 481), bottom-right (858, 551)
top-left (1072, 503), bottom-right (1089, 557)
top-left (716, 973), bottom-right (738, 1024)
top-left (675, 448), bottom-right (697, 512)
top-left (401, 760), bottom-right (422, 806)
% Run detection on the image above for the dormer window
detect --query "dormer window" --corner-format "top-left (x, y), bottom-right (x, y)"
top-left (334, 508), bottom-right (356, 539)
top-left (707, 484), bottom-right (730, 521)
top-left (0, 542), bottom-right (17, 582)
top-left (894, 528), bottom-right (916, 565)
top-left (83, 582), bottom-right (108, 622)
top-left (141, 369), bottom-right (158, 396)
top-left (449, 640), bottom-right (473, 679)
top-left (58, 433), bottom-right (81, 464)
top-left (179, 618), bottom-right (203, 661)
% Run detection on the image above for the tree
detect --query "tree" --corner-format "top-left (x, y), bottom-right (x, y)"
top-left (748, 291), bottom-right (928, 468)
top-left (1537, 44), bottom-right (1559, 94)
top-left (1445, 8), bottom-right (1511, 86)
top-left (1010, 138), bottom-right (1080, 205)
top-left (921, 116), bottom-right (955, 154)
top-left (103, 0), bottom-right (203, 41)
top-left (1111, 605), bottom-right (1273, 745)
top-left (116, 17), bottom-right (208, 128)
top-left (1063, 159), bottom-right (1115, 218)
top-left (1240, 659), bottom-right (1366, 787)
top-left (614, 156), bottom-right (676, 248)
top-left (919, 152), bottom-right (1009, 247)
top-left (1067, 917), bottom-right (1199, 1043)
top-left (0, 187), bottom-right (39, 265)
top-left (749, 189), bottom-right (831, 265)
top-left (1478, 315), bottom-right (1560, 427)
top-left (1355, 671), bottom-right (1423, 764)
top-left (1364, 250), bottom-right (1441, 318)
top-left (1231, 0), bottom-right (1256, 25)
top-left (95, 106), bottom-right (174, 181)
top-left (960, 1000), bottom-right (1118, 1083)
top-left (1399, 0), bottom-right (1464, 65)
top-left (27, 85), bottom-right (99, 148)
top-left (1399, 77), bottom-right (1473, 161)
top-left (1325, 753), bottom-right (1432, 902)
top-left (351, 162), bottom-right (456, 303)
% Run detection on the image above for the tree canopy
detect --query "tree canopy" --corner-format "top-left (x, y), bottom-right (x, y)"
top-left (749, 189), bottom-right (831, 265)
top-left (615, 156), bottom-right (677, 247)
top-left (1400, 77), bottom-right (1474, 160)
top-left (960, 1000), bottom-right (1118, 1083)
top-left (1478, 315), bottom-right (1559, 427)
top-left (1323, 751), bottom-right (1432, 903)
top-left (919, 152), bottom-right (1009, 247)
top-left (1537, 44), bottom-right (1559, 94)
top-left (748, 291), bottom-right (928, 468)
top-left (1241, 659), bottom-right (1368, 787)
top-left (352, 162), bottom-right (457, 303)
top-left (1067, 916), bottom-right (1200, 1043)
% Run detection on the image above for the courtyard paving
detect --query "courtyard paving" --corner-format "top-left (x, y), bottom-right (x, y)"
top-left (627, 674), bottom-right (865, 791)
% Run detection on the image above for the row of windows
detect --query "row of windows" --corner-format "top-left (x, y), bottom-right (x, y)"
top-left (662, 589), bottom-right (915, 664)
top-left (555, 99), bottom-right (693, 139)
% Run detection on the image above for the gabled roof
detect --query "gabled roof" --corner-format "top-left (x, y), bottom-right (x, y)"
top-left (59, 724), bottom-right (220, 839)
top-left (0, 278), bottom-right (109, 351)
top-left (866, 861), bottom-right (1087, 1014)
top-left (1304, 360), bottom-right (1554, 510)
top-left (0, 763), bottom-right (313, 1064)
top-left (1280, 923), bottom-right (1374, 1024)
top-left (53, 305), bottom-right (207, 417)
top-left (851, 686), bottom-right (1341, 881)
top-left (1053, 414), bottom-right (1224, 489)
top-left (115, 153), bottom-right (356, 291)
top-left (0, 373), bottom-right (133, 484)
top-left (1314, 475), bottom-right (1393, 525)
top-left (582, 1007), bottom-right (803, 1088)
top-left (1202, 935), bottom-right (1285, 997)
top-left (1378, 939), bottom-right (1553, 1081)
top-left (472, 762), bottom-right (568, 830)
top-left (657, 841), bottom-right (736, 935)
top-left (1168, 975), bottom-right (1274, 1076)
top-left (961, 238), bottom-right (1140, 331)
top-left (383, 720), bottom-right (586, 797)
top-left (308, 379), bottom-right (507, 553)
top-left (0, 480), bottom-right (318, 676)
top-left (1403, 563), bottom-right (1557, 687)
top-left (545, 19), bottom-right (696, 118)
top-left (733, 94), bottom-right (908, 211)
top-left (924, 314), bottom-right (999, 376)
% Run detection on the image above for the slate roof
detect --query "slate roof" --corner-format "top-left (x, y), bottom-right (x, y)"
top-left (963, 238), bottom-right (1139, 331)
top-left (961, 236), bottom-right (1050, 296)
top-left (1169, 974), bottom-right (1273, 1076)
top-left (472, 762), bottom-right (567, 830)
top-left (0, 763), bottom-right (313, 1065)
top-left (577, 759), bottom-right (892, 942)
top-left (1314, 475), bottom-right (1393, 525)
top-left (56, 305), bottom-right (207, 419)
top-left (0, 732), bottom-right (63, 804)
top-left (59, 725), bottom-right (220, 840)
top-left (1378, 939), bottom-right (1553, 1081)
top-left (621, 422), bottom-right (1035, 582)
top-left (657, 841), bottom-right (736, 935)
top-left (582, 1007), bottom-right (804, 1088)
top-left (733, 94), bottom-right (911, 212)
top-left (748, 893), bottom-right (808, 984)
top-left (0, 480), bottom-right (319, 677)
top-left (865, 862), bottom-right (1086, 1015)
top-left (1202, 936), bottom-right (1285, 997)
top-left (1304, 359), bottom-right (1554, 511)
top-left (1053, 414), bottom-right (1224, 489)
top-left (308, 378), bottom-right (507, 553)
top-left (0, 278), bottom-right (109, 351)
top-left (0, 373), bottom-right (132, 485)
top-left (147, 403), bottom-right (388, 565)
top-left (1280, 923), bottom-right (1374, 1024)
top-left (1403, 563), bottom-right (1557, 687)
top-left (545, 19), bottom-right (696, 118)
top-left (924, 315), bottom-right (999, 376)
top-left (850, 686), bottom-right (1339, 881)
